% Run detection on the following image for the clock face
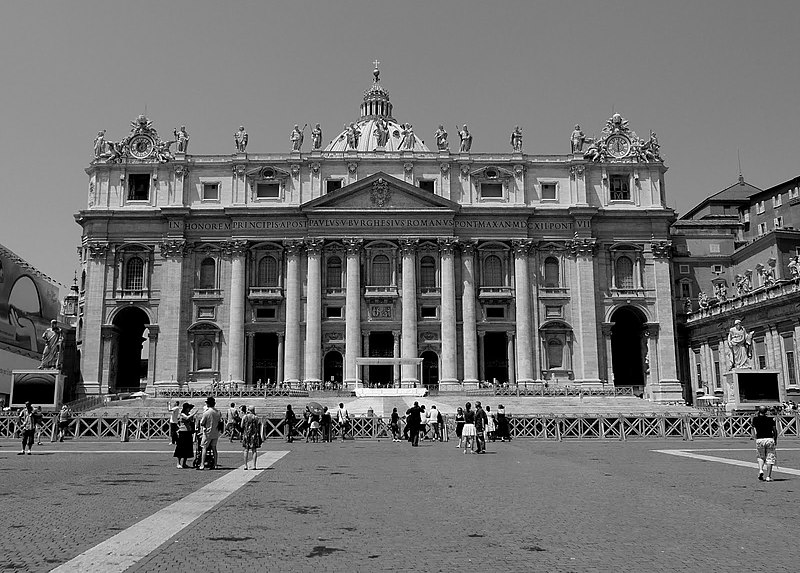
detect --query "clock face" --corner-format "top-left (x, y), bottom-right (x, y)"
top-left (606, 135), bottom-right (630, 158)
top-left (129, 134), bottom-right (155, 160)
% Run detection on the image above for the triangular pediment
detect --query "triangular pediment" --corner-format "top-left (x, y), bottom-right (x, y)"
top-left (301, 172), bottom-right (460, 212)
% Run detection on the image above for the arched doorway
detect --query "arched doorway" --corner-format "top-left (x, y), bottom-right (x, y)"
top-left (252, 333), bottom-right (278, 386)
top-left (483, 332), bottom-right (508, 384)
top-left (610, 306), bottom-right (646, 386)
top-left (323, 350), bottom-right (343, 389)
top-left (421, 351), bottom-right (439, 387)
top-left (111, 307), bottom-right (149, 391)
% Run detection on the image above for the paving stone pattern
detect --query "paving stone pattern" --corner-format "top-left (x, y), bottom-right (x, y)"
top-left (0, 439), bottom-right (797, 572)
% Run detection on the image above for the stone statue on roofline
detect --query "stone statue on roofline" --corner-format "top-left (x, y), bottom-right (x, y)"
top-left (434, 125), bottom-right (448, 151)
top-left (726, 319), bottom-right (753, 370)
top-left (311, 123), bottom-right (323, 150)
top-left (39, 320), bottom-right (62, 370)
top-left (789, 255), bottom-right (800, 280)
top-left (510, 126), bottom-right (523, 152)
top-left (174, 126), bottom-right (189, 153)
top-left (457, 124), bottom-right (472, 153)
top-left (374, 118), bottom-right (389, 148)
top-left (570, 125), bottom-right (586, 153)
top-left (235, 126), bottom-right (248, 152)
top-left (290, 124), bottom-right (306, 151)
top-left (93, 130), bottom-right (107, 158)
top-left (714, 282), bottom-right (728, 302)
top-left (698, 290), bottom-right (710, 309)
top-left (400, 123), bottom-right (415, 150)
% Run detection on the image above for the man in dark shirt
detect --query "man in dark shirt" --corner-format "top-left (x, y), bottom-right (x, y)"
top-left (751, 405), bottom-right (778, 482)
top-left (474, 401), bottom-right (488, 454)
top-left (405, 402), bottom-right (421, 447)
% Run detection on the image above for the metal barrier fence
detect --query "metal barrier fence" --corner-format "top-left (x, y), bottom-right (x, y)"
top-left (465, 385), bottom-right (645, 398)
top-left (2, 412), bottom-right (798, 441)
top-left (153, 387), bottom-right (310, 399)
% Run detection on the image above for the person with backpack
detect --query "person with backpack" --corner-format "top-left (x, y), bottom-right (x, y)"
top-left (283, 404), bottom-right (297, 443)
top-left (336, 402), bottom-right (350, 441)
top-left (57, 404), bottom-right (73, 442)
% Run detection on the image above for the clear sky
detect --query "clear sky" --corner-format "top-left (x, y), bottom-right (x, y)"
top-left (1, 0), bottom-right (798, 287)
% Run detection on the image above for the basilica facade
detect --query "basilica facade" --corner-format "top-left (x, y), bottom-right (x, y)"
top-left (76, 68), bottom-right (681, 401)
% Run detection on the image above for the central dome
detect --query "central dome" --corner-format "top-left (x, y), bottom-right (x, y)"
top-left (324, 66), bottom-right (429, 153)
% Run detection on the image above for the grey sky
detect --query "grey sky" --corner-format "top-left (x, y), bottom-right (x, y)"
top-left (1, 0), bottom-right (798, 286)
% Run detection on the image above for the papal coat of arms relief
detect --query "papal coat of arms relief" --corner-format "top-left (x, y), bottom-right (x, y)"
top-left (370, 178), bottom-right (392, 207)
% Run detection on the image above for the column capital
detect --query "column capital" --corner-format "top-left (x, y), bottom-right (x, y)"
top-left (145, 324), bottom-right (159, 338)
top-left (343, 237), bottom-right (363, 256)
top-left (277, 332), bottom-right (285, 342)
top-left (399, 238), bottom-right (419, 256)
top-left (284, 240), bottom-right (304, 257)
top-left (511, 239), bottom-right (534, 257)
top-left (601, 322), bottom-right (614, 337)
top-left (438, 237), bottom-right (458, 256)
top-left (568, 237), bottom-right (597, 258)
top-left (245, 332), bottom-right (256, 340)
top-left (460, 240), bottom-right (478, 256)
top-left (650, 239), bottom-right (673, 259)
top-left (305, 238), bottom-right (325, 256)
top-left (392, 330), bottom-right (401, 339)
top-left (159, 239), bottom-right (188, 259)
top-left (87, 241), bottom-right (110, 260)
top-left (222, 239), bottom-right (249, 258)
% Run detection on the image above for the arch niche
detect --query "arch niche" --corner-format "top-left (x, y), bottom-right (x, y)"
top-left (110, 306), bottom-right (150, 391)
top-left (421, 350), bottom-right (439, 387)
top-left (609, 306), bottom-right (647, 386)
top-left (323, 350), bottom-right (343, 389)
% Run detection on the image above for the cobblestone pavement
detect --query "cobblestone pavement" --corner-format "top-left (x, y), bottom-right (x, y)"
top-left (0, 438), bottom-right (797, 572)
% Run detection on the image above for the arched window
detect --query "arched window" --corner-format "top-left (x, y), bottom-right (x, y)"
top-left (326, 256), bottom-right (342, 288)
top-left (547, 338), bottom-right (564, 369)
top-left (257, 256), bottom-right (279, 287)
top-left (419, 256), bottom-right (436, 288)
top-left (544, 257), bottom-right (560, 288)
top-left (197, 339), bottom-right (213, 370)
top-left (125, 257), bottom-right (144, 290)
top-left (199, 258), bottom-right (216, 289)
top-left (615, 256), bottom-right (634, 289)
top-left (483, 255), bottom-right (503, 286)
top-left (372, 254), bottom-right (391, 285)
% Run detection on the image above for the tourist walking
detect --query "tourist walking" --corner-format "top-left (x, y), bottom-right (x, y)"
top-left (496, 404), bottom-right (510, 442)
top-left (226, 402), bottom-right (241, 442)
top-left (474, 401), bottom-right (488, 453)
top-left (454, 407), bottom-right (465, 448)
top-left (198, 397), bottom-right (222, 470)
top-left (321, 406), bottom-right (332, 442)
top-left (428, 406), bottom-right (440, 441)
top-left (57, 404), bottom-right (72, 442)
top-left (283, 404), bottom-right (297, 442)
top-left (303, 406), bottom-right (312, 442)
top-left (241, 406), bottom-right (262, 470)
top-left (485, 405), bottom-right (497, 442)
top-left (173, 403), bottom-right (195, 468)
top-left (419, 405), bottom-right (427, 442)
top-left (309, 410), bottom-right (321, 442)
top-left (17, 402), bottom-right (36, 455)
top-left (336, 403), bottom-right (350, 441)
top-left (405, 402), bottom-right (421, 446)
top-left (436, 406), bottom-right (445, 441)
top-left (167, 400), bottom-right (180, 445)
top-left (390, 407), bottom-right (401, 442)
top-left (34, 406), bottom-right (44, 445)
top-left (751, 405), bottom-right (778, 482)
top-left (461, 402), bottom-right (476, 454)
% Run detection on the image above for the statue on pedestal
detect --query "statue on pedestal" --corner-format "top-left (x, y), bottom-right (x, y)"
top-left (93, 130), bottom-right (107, 158)
top-left (39, 320), bottom-right (62, 370)
top-left (234, 126), bottom-right (248, 152)
top-left (400, 123), bottom-right (415, 150)
top-left (726, 319), bottom-right (753, 370)
top-left (714, 282), bottom-right (728, 302)
top-left (290, 124), bottom-right (306, 151)
top-left (570, 124), bottom-right (586, 153)
top-left (510, 126), bottom-right (523, 152)
top-left (373, 119), bottom-right (389, 148)
top-left (344, 122), bottom-right (361, 150)
top-left (789, 255), bottom-right (800, 279)
top-left (457, 124), bottom-right (472, 153)
top-left (434, 125), bottom-right (449, 151)
top-left (174, 126), bottom-right (190, 153)
top-left (698, 291), bottom-right (710, 309)
top-left (311, 123), bottom-right (322, 150)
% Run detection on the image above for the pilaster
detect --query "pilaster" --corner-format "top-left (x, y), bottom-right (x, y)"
top-left (439, 238), bottom-right (458, 383)
top-left (400, 239), bottom-right (419, 385)
top-left (344, 238), bottom-right (363, 386)
top-left (569, 237), bottom-right (601, 384)
top-left (512, 239), bottom-right (534, 383)
top-left (224, 239), bottom-right (248, 384)
top-left (155, 239), bottom-right (187, 385)
top-left (283, 240), bottom-right (303, 384)
top-left (304, 239), bottom-right (324, 384)
top-left (460, 241), bottom-right (479, 384)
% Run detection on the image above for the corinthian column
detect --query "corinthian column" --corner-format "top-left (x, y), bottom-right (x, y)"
top-left (344, 238), bottom-right (363, 386)
top-left (512, 239), bottom-right (534, 383)
top-left (304, 239), bottom-right (324, 385)
top-left (283, 241), bottom-right (303, 384)
top-left (400, 239), bottom-right (419, 385)
top-left (439, 238), bottom-right (458, 384)
top-left (225, 240), bottom-right (249, 384)
top-left (569, 237), bottom-right (600, 385)
top-left (461, 241), bottom-right (478, 384)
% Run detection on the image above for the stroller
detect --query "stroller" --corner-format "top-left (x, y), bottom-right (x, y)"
top-left (192, 433), bottom-right (217, 469)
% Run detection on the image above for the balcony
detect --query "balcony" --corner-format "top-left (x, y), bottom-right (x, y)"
top-left (364, 285), bottom-right (399, 301)
top-left (478, 286), bottom-right (514, 299)
top-left (325, 287), bottom-right (346, 297)
top-left (247, 287), bottom-right (283, 301)
top-left (419, 287), bottom-right (441, 297)
top-left (539, 287), bottom-right (569, 297)
top-left (608, 288), bottom-right (649, 298)
top-left (117, 289), bottom-right (150, 300)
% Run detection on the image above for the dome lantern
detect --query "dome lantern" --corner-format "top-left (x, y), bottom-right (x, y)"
top-left (360, 62), bottom-right (394, 120)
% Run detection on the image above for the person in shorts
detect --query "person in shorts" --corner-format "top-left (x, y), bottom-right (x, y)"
top-left (17, 402), bottom-right (36, 455)
top-left (751, 405), bottom-right (778, 482)
top-left (199, 396), bottom-right (222, 470)
top-left (57, 404), bottom-right (72, 442)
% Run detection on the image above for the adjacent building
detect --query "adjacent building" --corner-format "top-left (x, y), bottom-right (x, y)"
top-left (75, 67), bottom-right (681, 400)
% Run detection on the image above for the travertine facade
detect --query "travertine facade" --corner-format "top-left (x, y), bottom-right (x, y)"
top-left (76, 68), bottom-right (681, 400)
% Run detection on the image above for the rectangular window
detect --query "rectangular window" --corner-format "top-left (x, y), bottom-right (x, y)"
top-left (755, 339), bottom-right (766, 369)
top-left (545, 305), bottom-right (561, 318)
top-left (756, 201), bottom-right (765, 214)
top-left (325, 306), bottom-right (342, 319)
top-left (709, 244), bottom-right (720, 253)
top-left (773, 194), bottom-right (782, 207)
top-left (541, 183), bottom-right (557, 201)
top-left (128, 174), bottom-right (150, 201)
top-left (785, 335), bottom-right (797, 385)
top-left (711, 264), bottom-right (723, 274)
top-left (418, 180), bottom-right (435, 193)
top-left (680, 282), bottom-right (691, 298)
top-left (420, 306), bottom-right (438, 319)
top-left (202, 183), bottom-right (219, 201)
top-left (790, 187), bottom-right (799, 200)
top-left (712, 347), bottom-right (721, 389)
top-left (325, 180), bottom-right (343, 194)
top-left (679, 264), bottom-right (690, 274)
top-left (255, 308), bottom-right (276, 320)
top-left (774, 216), bottom-right (783, 228)
top-left (694, 349), bottom-right (702, 384)
top-left (481, 183), bottom-right (503, 199)
top-left (758, 222), bottom-right (767, 236)
top-left (256, 183), bottom-right (280, 198)
top-left (742, 211), bottom-right (750, 223)
top-left (486, 306), bottom-right (505, 319)
top-left (609, 175), bottom-right (630, 201)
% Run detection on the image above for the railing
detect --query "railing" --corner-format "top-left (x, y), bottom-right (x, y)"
top-left (419, 287), bottom-right (441, 296)
top-left (325, 287), bottom-right (346, 296)
top-left (247, 287), bottom-right (283, 300)
top-left (193, 288), bottom-right (223, 298)
top-left (153, 385), bottom-right (310, 399)
top-left (478, 286), bottom-right (513, 298)
top-left (2, 411), bottom-right (797, 441)
top-left (687, 278), bottom-right (800, 323)
top-left (364, 286), bottom-right (399, 298)
top-left (465, 384), bottom-right (644, 397)
top-left (117, 289), bottom-right (149, 299)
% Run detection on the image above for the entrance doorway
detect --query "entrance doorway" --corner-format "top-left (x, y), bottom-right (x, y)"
top-left (253, 333), bottom-right (278, 386)
top-left (421, 351), bottom-right (439, 387)
top-left (610, 307), bottom-right (646, 386)
top-left (368, 332), bottom-right (393, 387)
top-left (111, 307), bottom-right (149, 391)
top-left (323, 350), bottom-right (343, 389)
top-left (483, 332), bottom-right (508, 384)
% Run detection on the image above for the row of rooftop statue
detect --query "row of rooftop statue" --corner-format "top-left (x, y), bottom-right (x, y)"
top-left (92, 113), bottom-right (661, 162)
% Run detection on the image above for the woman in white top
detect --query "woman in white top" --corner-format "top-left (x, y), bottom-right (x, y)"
top-left (485, 405), bottom-right (497, 442)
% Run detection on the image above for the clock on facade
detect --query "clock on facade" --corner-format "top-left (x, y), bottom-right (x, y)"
top-left (128, 134), bottom-right (155, 160)
top-left (606, 135), bottom-right (630, 159)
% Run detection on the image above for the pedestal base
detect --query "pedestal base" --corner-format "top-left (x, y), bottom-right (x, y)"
top-left (11, 370), bottom-right (64, 409)
top-left (723, 369), bottom-right (781, 412)
top-left (649, 380), bottom-right (684, 403)
top-left (438, 382), bottom-right (464, 393)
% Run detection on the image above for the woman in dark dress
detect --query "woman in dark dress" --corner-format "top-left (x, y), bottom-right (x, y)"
top-left (454, 407), bottom-right (465, 449)
top-left (173, 403), bottom-right (195, 468)
top-left (496, 404), bottom-right (511, 442)
top-left (283, 405), bottom-right (297, 443)
top-left (389, 407), bottom-right (401, 442)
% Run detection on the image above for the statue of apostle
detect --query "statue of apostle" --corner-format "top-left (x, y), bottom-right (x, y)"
top-left (39, 320), bottom-right (63, 370)
top-left (373, 119), bottom-right (389, 148)
top-left (510, 126), bottom-right (523, 152)
top-left (434, 125), bottom-right (449, 151)
top-left (174, 126), bottom-right (190, 153)
top-left (290, 124), bottom-right (306, 151)
top-left (234, 126), bottom-right (248, 152)
top-left (570, 124), bottom-right (586, 153)
top-left (93, 130), bottom-right (106, 158)
top-left (457, 124), bottom-right (472, 153)
top-left (311, 123), bottom-right (323, 150)
top-left (726, 319), bottom-right (753, 370)
top-left (400, 123), bottom-right (415, 150)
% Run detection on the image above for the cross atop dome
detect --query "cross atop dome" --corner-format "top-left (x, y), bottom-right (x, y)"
top-left (362, 61), bottom-right (393, 120)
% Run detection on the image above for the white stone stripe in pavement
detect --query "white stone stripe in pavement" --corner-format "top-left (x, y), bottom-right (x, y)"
top-left (51, 451), bottom-right (288, 573)
top-left (654, 449), bottom-right (800, 476)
